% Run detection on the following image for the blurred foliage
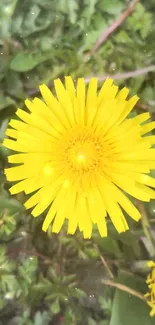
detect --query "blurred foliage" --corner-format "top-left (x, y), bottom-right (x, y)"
top-left (0, 0), bottom-right (155, 324)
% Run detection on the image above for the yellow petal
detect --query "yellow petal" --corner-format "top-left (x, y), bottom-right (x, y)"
top-left (5, 128), bottom-right (18, 139)
top-left (97, 216), bottom-right (107, 237)
top-left (116, 87), bottom-right (129, 101)
top-left (3, 138), bottom-right (24, 152)
top-left (32, 97), bottom-right (65, 135)
top-left (32, 192), bottom-right (55, 217)
top-left (65, 76), bottom-right (75, 103)
top-left (39, 84), bottom-right (70, 128)
top-left (132, 112), bottom-right (151, 125)
top-left (9, 180), bottom-right (26, 194)
top-left (10, 177), bottom-right (42, 195)
top-left (24, 189), bottom-right (41, 209)
top-left (76, 78), bottom-right (86, 125)
top-left (117, 95), bottom-right (139, 124)
top-left (104, 192), bottom-right (129, 232)
top-left (9, 119), bottom-right (27, 131)
top-left (141, 121), bottom-right (155, 135)
top-left (87, 187), bottom-right (106, 224)
top-left (110, 183), bottom-right (141, 221)
top-left (5, 165), bottom-right (31, 181)
top-left (52, 210), bottom-right (66, 233)
top-left (42, 205), bottom-right (57, 232)
top-left (16, 108), bottom-right (31, 123)
top-left (75, 194), bottom-right (92, 238)
top-left (8, 152), bottom-right (51, 164)
top-left (24, 101), bottom-right (62, 139)
top-left (97, 78), bottom-right (114, 106)
top-left (66, 191), bottom-right (78, 234)
top-left (85, 78), bottom-right (98, 126)
top-left (134, 173), bottom-right (155, 188)
top-left (54, 78), bottom-right (75, 126)
top-left (146, 135), bottom-right (155, 146)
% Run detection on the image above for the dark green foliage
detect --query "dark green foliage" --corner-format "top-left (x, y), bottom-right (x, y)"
top-left (0, 0), bottom-right (155, 324)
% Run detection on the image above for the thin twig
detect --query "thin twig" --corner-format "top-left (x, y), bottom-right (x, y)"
top-left (94, 244), bottom-right (114, 279)
top-left (8, 248), bottom-right (52, 263)
top-left (89, 0), bottom-right (139, 55)
top-left (102, 278), bottom-right (146, 301)
top-left (85, 65), bottom-right (155, 84)
top-left (26, 65), bottom-right (155, 98)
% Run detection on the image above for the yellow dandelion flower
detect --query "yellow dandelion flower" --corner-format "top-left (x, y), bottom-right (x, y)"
top-left (3, 77), bottom-right (155, 238)
top-left (145, 261), bottom-right (155, 316)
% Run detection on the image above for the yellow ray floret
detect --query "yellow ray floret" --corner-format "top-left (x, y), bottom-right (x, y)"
top-left (3, 77), bottom-right (155, 238)
top-left (145, 261), bottom-right (155, 316)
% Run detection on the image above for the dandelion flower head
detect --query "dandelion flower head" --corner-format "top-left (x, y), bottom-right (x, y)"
top-left (145, 261), bottom-right (155, 316)
top-left (3, 77), bottom-right (155, 238)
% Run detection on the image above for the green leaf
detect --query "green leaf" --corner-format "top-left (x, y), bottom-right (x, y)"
top-left (84, 0), bottom-right (98, 24)
top-left (6, 72), bottom-right (25, 99)
top-left (88, 318), bottom-right (97, 325)
top-left (0, 214), bottom-right (17, 237)
top-left (0, 95), bottom-right (15, 110)
top-left (0, 118), bottom-right (9, 141)
top-left (95, 236), bottom-right (122, 258)
top-left (110, 272), bottom-right (155, 325)
top-left (81, 29), bottom-right (106, 51)
top-left (1, 274), bottom-right (19, 294)
top-left (34, 311), bottom-right (50, 325)
top-left (10, 51), bottom-right (49, 72)
top-left (127, 3), bottom-right (152, 40)
top-left (12, 4), bottom-right (52, 37)
top-left (50, 299), bottom-right (60, 314)
top-left (115, 31), bottom-right (132, 44)
top-left (98, 0), bottom-right (125, 15)
top-left (67, 0), bottom-right (78, 24)
top-left (99, 296), bottom-right (112, 313)
top-left (145, 200), bottom-right (155, 219)
top-left (18, 257), bottom-right (38, 283)
top-left (0, 195), bottom-right (24, 216)
top-left (116, 232), bottom-right (141, 259)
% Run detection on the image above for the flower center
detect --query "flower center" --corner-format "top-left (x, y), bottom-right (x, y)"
top-left (64, 129), bottom-right (103, 173)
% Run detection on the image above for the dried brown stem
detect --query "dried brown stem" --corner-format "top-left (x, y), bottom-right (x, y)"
top-left (27, 66), bottom-right (155, 99)
top-left (94, 244), bottom-right (114, 279)
top-left (102, 278), bottom-right (146, 301)
top-left (85, 65), bottom-right (155, 84)
top-left (136, 103), bottom-right (151, 112)
top-left (90, 0), bottom-right (140, 55)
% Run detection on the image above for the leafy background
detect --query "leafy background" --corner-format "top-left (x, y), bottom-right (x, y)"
top-left (0, 0), bottom-right (155, 324)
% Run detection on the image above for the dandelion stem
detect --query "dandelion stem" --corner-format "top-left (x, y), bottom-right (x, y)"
top-left (102, 278), bottom-right (146, 301)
